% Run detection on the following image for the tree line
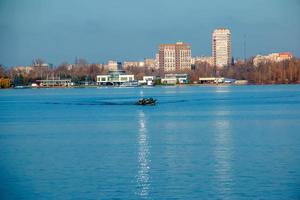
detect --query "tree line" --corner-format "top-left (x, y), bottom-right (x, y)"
top-left (126, 58), bottom-right (300, 84)
top-left (0, 58), bottom-right (300, 87)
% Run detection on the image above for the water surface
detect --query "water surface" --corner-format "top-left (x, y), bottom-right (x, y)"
top-left (0, 85), bottom-right (300, 199)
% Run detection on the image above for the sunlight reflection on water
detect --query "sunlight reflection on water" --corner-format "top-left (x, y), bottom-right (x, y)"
top-left (136, 110), bottom-right (151, 198)
top-left (214, 117), bottom-right (233, 199)
top-left (213, 85), bottom-right (233, 199)
top-left (215, 86), bottom-right (231, 93)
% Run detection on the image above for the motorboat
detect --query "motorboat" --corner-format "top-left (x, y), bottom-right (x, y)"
top-left (136, 98), bottom-right (156, 106)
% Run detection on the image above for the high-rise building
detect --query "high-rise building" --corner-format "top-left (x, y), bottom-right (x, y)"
top-left (212, 28), bottom-right (232, 68)
top-left (158, 42), bottom-right (191, 71)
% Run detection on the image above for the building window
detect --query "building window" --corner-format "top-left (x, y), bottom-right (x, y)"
top-left (120, 77), bottom-right (128, 81)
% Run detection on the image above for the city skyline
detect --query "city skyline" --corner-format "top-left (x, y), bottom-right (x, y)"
top-left (0, 0), bottom-right (300, 66)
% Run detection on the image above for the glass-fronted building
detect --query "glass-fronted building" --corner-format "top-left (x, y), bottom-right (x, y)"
top-left (96, 70), bottom-right (134, 85)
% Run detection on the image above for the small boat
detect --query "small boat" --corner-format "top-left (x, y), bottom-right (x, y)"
top-left (136, 98), bottom-right (157, 106)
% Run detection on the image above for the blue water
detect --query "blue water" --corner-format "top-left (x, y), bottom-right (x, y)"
top-left (0, 85), bottom-right (300, 199)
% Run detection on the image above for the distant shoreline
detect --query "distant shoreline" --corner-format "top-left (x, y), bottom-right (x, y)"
top-left (1, 83), bottom-right (300, 90)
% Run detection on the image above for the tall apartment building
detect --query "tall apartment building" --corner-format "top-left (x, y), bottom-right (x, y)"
top-left (212, 28), bottom-right (232, 68)
top-left (158, 42), bottom-right (191, 71)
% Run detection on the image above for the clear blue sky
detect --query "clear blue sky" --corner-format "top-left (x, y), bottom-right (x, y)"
top-left (0, 0), bottom-right (299, 66)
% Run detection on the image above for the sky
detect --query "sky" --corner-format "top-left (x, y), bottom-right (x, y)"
top-left (0, 0), bottom-right (300, 66)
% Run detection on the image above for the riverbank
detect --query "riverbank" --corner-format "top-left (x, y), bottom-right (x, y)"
top-left (2, 82), bottom-right (300, 89)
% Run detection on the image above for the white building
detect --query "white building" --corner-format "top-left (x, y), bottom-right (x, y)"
top-left (96, 70), bottom-right (134, 85)
top-left (161, 74), bottom-right (189, 84)
top-left (199, 77), bottom-right (235, 84)
top-left (158, 42), bottom-right (192, 71)
top-left (253, 52), bottom-right (293, 67)
top-left (138, 76), bottom-right (157, 86)
top-left (212, 28), bottom-right (232, 68)
top-left (37, 79), bottom-right (72, 87)
top-left (199, 77), bottom-right (225, 84)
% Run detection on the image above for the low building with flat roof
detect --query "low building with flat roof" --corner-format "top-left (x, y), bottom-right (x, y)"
top-left (199, 77), bottom-right (224, 84)
top-left (199, 77), bottom-right (235, 84)
top-left (36, 79), bottom-right (72, 87)
top-left (96, 70), bottom-right (134, 85)
top-left (161, 77), bottom-right (177, 85)
top-left (161, 74), bottom-right (189, 84)
top-left (138, 76), bottom-right (158, 86)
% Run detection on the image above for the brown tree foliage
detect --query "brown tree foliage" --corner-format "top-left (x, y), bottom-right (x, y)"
top-left (0, 65), bottom-right (7, 78)
top-left (219, 58), bottom-right (300, 84)
top-left (0, 78), bottom-right (11, 88)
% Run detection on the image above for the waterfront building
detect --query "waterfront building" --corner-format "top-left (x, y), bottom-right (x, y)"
top-left (199, 77), bottom-right (225, 84)
top-left (36, 79), bottom-right (72, 87)
top-left (198, 77), bottom-right (235, 84)
top-left (158, 42), bottom-right (192, 71)
top-left (138, 76), bottom-right (158, 86)
top-left (253, 52), bottom-right (293, 67)
top-left (96, 70), bottom-right (134, 85)
top-left (161, 74), bottom-right (189, 84)
top-left (212, 28), bottom-right (232, 68)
